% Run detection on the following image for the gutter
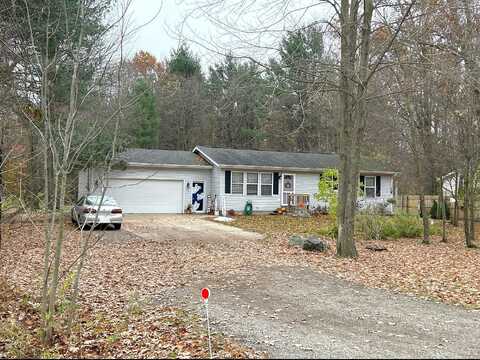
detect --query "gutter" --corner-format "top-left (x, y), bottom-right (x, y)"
top-left (218, 164), bottom-right (397, 175)
top-left (126, 162), bottom-right (213, 170)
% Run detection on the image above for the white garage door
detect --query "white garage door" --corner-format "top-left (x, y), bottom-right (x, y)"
top-left (108, 178), bottom-right (183, 213)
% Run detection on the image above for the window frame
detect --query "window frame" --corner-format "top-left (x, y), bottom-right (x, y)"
top-left (246, 172), bottom-right (259, 195)
top-left (260, 172), bottom-right (273, 196)
top-left (364, 176), bottom-right (376, 198)
top-left (229, 171), bottom-right (275, 197)
top-left (231, 171), bottom-right (244, 195)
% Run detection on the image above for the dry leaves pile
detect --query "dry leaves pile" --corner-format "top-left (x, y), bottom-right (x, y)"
top-left (231, 214), bottom-right (480, 309)
top-left (0, 220), bottom-right (263, 358)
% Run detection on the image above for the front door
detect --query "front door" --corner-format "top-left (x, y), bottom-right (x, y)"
top-left (192, 182), bottom-right (205, 212)
top-left (281, 174), bottom-right (295, 206)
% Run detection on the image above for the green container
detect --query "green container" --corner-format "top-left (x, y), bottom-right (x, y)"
top-left (244, 200), bottom-right (253, 216)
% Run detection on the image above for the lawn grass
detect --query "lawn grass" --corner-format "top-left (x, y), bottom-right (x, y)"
top-left (230, 214), bottom-right (334, 237)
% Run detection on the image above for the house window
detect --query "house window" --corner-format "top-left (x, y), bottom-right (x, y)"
top-left (261, 173), bottom-right (273, 196)
top-left (247, 172), bottom-right (259, 195)
top-left (365, 176), bottom-right (375, 198)
top-left (232, 172), bottom-right (244, 194)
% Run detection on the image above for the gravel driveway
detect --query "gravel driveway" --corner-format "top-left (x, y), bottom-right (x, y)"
top-left (123, 215), bottom-right (480, 358)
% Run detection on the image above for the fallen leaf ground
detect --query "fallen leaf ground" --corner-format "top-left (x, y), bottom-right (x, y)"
top-left (2, 214), bottom-right (480, 358)
top-left (230, 214), bottom-right (480, 309)
top-left (0, 221), bottom-right (261, 359)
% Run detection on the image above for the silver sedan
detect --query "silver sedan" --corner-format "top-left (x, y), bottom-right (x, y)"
top-left (71, 195), bottom-right (123, 230)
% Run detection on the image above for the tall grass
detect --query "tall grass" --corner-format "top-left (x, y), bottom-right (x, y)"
top-left (357, 212), bottom-right (440, 240)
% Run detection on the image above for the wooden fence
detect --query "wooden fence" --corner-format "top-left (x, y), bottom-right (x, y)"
top-left (395, 195), bottom-right (439, 216)
top-left (395, 195), bottom-right (480, 221)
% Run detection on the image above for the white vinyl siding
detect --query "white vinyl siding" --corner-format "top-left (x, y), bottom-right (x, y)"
top-left (294, 173), bottom-right (322, 208)
top-left (211, 166), bottom-right (223, 196)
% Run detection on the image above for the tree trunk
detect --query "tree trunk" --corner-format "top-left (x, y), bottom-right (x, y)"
top-left (463, 163), bottom-right (476, 248)
top-left (419, 193), bottom-right (430, 244)
top-left (452, 171), bottom-right (459, 226)
top-left (40, 109), bottom-right (52, 341)
top-left (439, 175), bottom-right (447, 242)
top-left (45, 172), bottom-right (66, 342)
top-left (0, 131), bottom-right (3, 253)
top-left (336, 0), bottom-right (373, 258)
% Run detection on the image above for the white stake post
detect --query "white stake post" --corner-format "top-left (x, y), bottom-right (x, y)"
top-left (201, 288), bottom-right (212, 359)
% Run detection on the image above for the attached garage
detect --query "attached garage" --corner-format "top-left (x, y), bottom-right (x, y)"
top-left (108, 178), bottom-right (184, 213)
top-left (78, 149), bottom-right (213, 214)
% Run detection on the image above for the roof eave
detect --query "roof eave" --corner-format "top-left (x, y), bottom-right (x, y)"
top-left (192, 146), bottom-right (220, 167)
top-left (359, 170), bottom-right (398, 176)
top-left (218, 164), bottom-right (397, 174)
top-left (126, 162), bottom-right (213, 170)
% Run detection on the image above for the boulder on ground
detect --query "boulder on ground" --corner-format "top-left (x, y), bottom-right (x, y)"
top-left (288, 235), bottom-right (305, 247)
top-left (365, 243), bottom-right (387, 251)
top-left (302, 236), bottom-right (329, 252)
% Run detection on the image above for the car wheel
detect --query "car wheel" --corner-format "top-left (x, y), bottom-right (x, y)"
top-left (114, 223), bottom-right (122, 230)
top-left (78, 222), bottom-right (91, 231)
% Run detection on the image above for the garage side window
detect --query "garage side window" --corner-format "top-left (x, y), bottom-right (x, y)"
top-left (231, 172), bottom-right (244, 194)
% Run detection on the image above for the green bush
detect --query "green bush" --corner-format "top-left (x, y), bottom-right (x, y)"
top-left (392, 213), bottom-right (423, 238)
top-left (318, 222), bottom-right (338, 239)
top-left (357, 213), bottom-right (425, 240)
top-left (357, 214), bottom-right (388, 240)
top-left (430, 200), bottom-right (450, 220)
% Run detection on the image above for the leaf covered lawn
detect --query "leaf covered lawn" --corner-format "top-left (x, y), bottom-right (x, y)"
top-left (0, 221), bottom-right (262, 359)
top-left (230, 214), bottom-right (480, 309)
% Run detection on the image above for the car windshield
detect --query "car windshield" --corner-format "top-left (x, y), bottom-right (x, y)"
top-left (85, 196), bottom-right (117, 206)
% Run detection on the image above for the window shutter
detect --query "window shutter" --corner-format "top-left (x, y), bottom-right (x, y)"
top-left (360, 175), bottom-right (365, 193)
top-left (225, 171), bottom-right (231, 194)
top-left (376, 176), bottom-right (381, 197)
top-left (273, 172), bottom-right (280, 195)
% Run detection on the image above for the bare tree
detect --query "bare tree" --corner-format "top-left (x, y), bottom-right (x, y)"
top-left (442, 0), bottom-right (480, 247)
top-left (3, 0), bottom-right (147, 342)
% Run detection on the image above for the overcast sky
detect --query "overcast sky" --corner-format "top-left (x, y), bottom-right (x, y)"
top-left (124, 0), bottom-right (223, 68)
top-left (122, 0), bottom-right (332, 69)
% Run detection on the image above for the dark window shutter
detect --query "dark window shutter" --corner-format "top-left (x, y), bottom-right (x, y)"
top-left (273, 172), bottom-right (280, 195)
top-left (360, 175), bottom-right (365, 193)
top-left (225, 171), bottom-right (231, 194)
top-left (376, 176), bottom-right (381, 197)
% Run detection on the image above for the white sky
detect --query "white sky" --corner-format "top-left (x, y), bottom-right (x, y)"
top-left (123, 0), bottom-right (222, 68)
top-left (122, 0), bottom-right (333, 69)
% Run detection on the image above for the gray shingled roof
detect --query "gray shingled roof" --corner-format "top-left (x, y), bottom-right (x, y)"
top-left (116, 148), bottom-right (211, 167)
top-left (195, 146), bottom-right (396, 173)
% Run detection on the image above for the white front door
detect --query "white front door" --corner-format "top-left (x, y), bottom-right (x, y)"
top-left (281, 174), bottom-right (295, 205)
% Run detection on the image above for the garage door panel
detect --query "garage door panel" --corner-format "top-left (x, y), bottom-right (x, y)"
top-left (108, 179), bottom-right (183, 213)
